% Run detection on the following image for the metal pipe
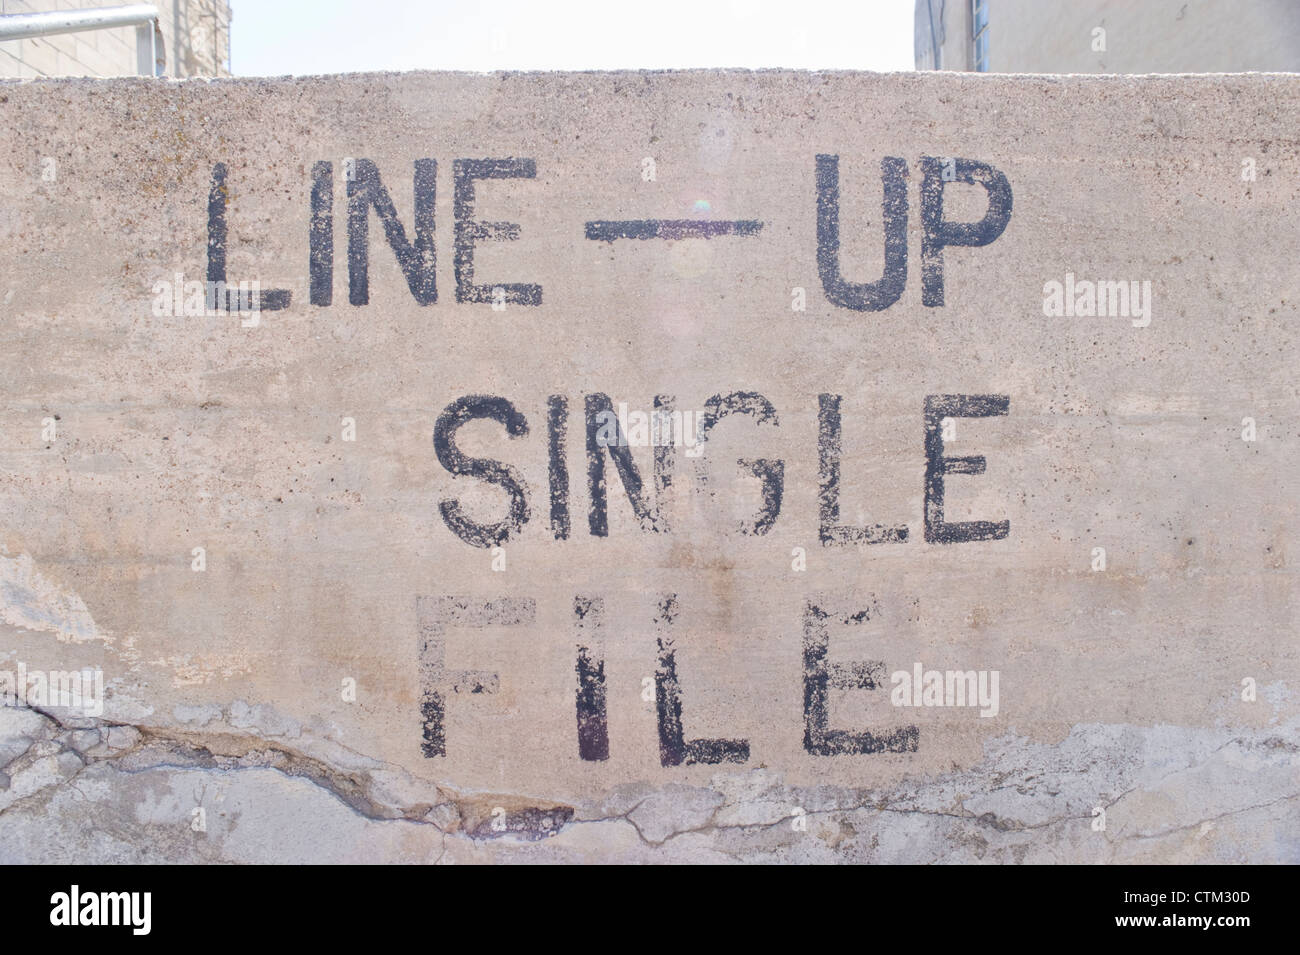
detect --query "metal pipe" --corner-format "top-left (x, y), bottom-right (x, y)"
top-left (0, 4), bottom-right (159, 41)
top-left (0, 4), bottom-right (163, 76)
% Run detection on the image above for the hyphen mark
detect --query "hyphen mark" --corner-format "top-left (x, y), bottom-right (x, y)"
top-left (585, 219), bottom-right (763, 242)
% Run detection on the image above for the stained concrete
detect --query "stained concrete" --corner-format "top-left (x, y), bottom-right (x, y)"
top-left (0, 70), bottom-right (1296, 863)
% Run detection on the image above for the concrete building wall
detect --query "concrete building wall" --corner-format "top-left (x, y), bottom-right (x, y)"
top-left (0, 70), bottom-right (1296, 863)
top-left (916, 0), bottom-right (1300, 73)
top-left (0, 0), bottom-right (230, 78)
top-left (916, 0), bottom-right (973, 71)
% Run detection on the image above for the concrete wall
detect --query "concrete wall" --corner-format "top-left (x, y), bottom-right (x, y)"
top-left (916, 0), bottom-right (1300, 73)
top-left (0, 0), bottom-right (230, 78)
top-left (0, 70), bottom-right (1296, 863)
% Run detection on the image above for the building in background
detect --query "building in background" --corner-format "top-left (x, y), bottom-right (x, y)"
top-left (0, 0), bottom-right (230, 78)
top-left (916, 0), bottom-right (1300, 73)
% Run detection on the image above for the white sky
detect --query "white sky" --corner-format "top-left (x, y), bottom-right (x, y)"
top-left (229, 0), bottom-right (917, 76)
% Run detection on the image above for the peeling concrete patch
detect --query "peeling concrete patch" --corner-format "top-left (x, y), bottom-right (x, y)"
top-left (0, 701), bottom-right (1294, 862)
top-left (226, 701), bottom-right (301, 739)
top-left (0, 553), bottom-right (104, 644)
top-left (173, 703), bottom-right (222, 726)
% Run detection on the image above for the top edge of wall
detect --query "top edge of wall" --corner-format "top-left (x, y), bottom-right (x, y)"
top-left (2, 67), bottom-right (1300, 85)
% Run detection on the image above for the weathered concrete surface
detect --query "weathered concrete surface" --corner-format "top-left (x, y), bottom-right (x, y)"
top-left (0, 70), bottom-right (1296, 863)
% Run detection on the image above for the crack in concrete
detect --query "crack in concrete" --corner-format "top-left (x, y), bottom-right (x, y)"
top-left (1125, 792), bottom-right (1300, 841)
top-left (1, 703), bottom-right (587, 844)
top-left (0, 703), bottom-right (449, 829)
top-left (2, 703), bottom-right (1297, 861)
